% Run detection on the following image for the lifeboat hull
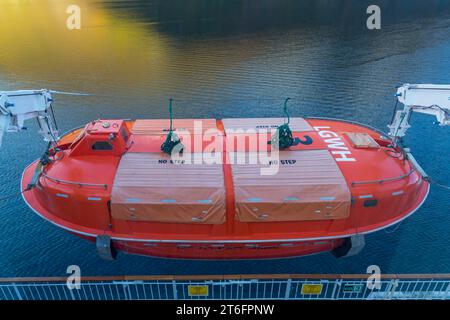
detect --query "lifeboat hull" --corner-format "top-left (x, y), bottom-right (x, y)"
top-left (20, 117), bottom-right (430, 260)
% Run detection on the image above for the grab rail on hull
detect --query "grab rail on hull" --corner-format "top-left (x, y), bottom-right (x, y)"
top-left (307, 116), bottom-right (390, 137)
top-left (351, 169), bottom-right (415, 187)
top-left (40, 172), bottom-right (108, 190)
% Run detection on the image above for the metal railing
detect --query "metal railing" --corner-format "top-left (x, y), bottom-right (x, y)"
top-left (41, 171), bottom-right (108, 189)
top-left (1, 274), bottom-right (449, 300)
top-left (351, 169), bottom-right (415, 186)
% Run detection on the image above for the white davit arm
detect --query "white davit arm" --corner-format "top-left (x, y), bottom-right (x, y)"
top-left (0, 89), bottom-right (59, 147)
top-left (388, 84), bottom-right (450, 145)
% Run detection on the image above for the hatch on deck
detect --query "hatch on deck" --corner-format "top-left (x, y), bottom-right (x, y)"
top-left (231, 150), bottom-right (351, 222)
top-left (131, 119), bottom-right (217, 135)
top-left (111, 152), bottom-right (226, 224)
top-left (221, 117), bottom-right (313, 134)
top-left (344, 132), bottom-right (380, 149)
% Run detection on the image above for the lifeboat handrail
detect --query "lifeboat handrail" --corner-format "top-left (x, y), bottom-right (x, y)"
top-left (307, 116), bottom-right (390, 137)
top-left (41, 172), bottom-right (108, 189)
top-left (59, 124), bottom-right (86, 138)
top-left (351, 169), bottom-right (415, 186)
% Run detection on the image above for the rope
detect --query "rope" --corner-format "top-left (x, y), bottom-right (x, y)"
top-left (389, 99), bottom-right (399, 124)
top-left (0, 188), bottom-right (30, 202)
top-left (49, 90), bottom-right (93, 96)
top-left (283, 97), bottom-right (291, 125)
top-left (428, 104), bottom-right (450, 117)
top-left (431, 180), bottom-right (450, 190)
top-left (49, 89), bottom-right (311, 103)
top-left (160, 98), bottom-right (184, 155)
top-left (269, 98), bottom-right (300, 150)
top-left (384, 219), bottom-right (406, 234)
top-left (169, 98), bottom-right (174, 132)
top-left (385, 148), bottom-right (404, 159)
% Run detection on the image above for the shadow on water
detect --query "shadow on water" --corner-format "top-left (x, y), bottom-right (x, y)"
top-left (100, 0), bottom-right (450, 38)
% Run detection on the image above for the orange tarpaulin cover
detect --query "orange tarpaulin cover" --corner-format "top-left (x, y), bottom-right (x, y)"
top-left (231, 150), bottom-right (351, 222)
top-left (111, 153), bottom-right (226, 224)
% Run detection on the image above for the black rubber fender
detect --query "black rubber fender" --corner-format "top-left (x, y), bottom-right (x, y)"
top-left (332, 234), bottom-right (365, 258)
top-left (96, 235), bottom-right (117, 260)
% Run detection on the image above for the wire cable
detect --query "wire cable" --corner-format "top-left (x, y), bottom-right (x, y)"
top-left (431, 180), bottom-right (450, 190)
top-left (0, 188), bottom-right (30, 202)
top-left (49, 90), bottom-right (93, 96)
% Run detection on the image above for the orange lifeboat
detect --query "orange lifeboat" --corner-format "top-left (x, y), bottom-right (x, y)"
top-left (19, 117), bottom-right (429, 260)
top-left (3, 84), bottom-right (447, 260)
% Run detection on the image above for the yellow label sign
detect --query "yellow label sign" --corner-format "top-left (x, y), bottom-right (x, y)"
top-left (301, 284), bottom-right (323, 295)
top-left (188, 285), bottom-right (209, 296)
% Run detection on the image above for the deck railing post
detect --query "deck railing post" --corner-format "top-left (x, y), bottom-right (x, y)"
top-left (12, 283), bottom-right (23, 300)
top-left (121, 283), bottom-right (129, 300)
top-left (172, 280), bottom-right (178, 300)
top-left (385, 279), bottom-right (399, 300)
top-left (127, 283), bottom-right (133, 300)
top-left (69, 286), bottom-right (76, 300)
top-left (330, 279), bottom-right (341, 300)
top-left (284, 279), bottom-right (292, 300)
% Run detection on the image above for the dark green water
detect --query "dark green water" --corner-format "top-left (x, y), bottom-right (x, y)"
top-left (0, 0), bottom-right (449, 276)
